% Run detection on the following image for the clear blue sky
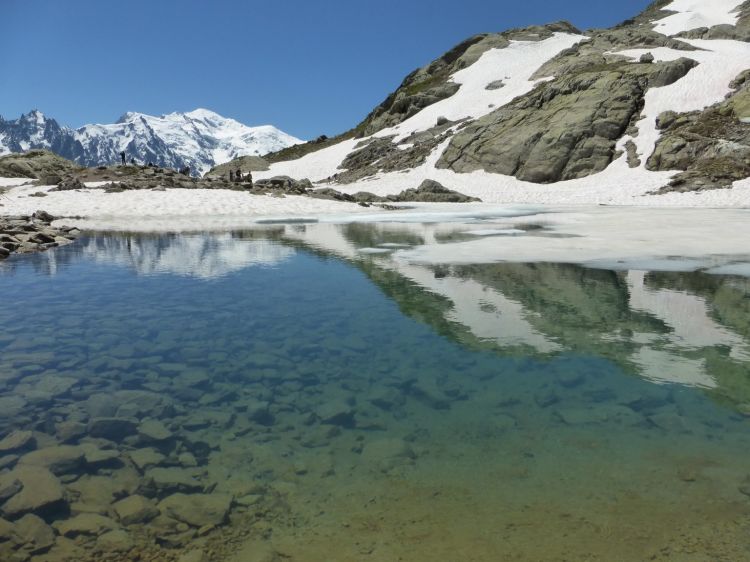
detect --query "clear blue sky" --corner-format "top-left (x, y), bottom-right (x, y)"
top-left (1, 0), bottom-right (654, 139)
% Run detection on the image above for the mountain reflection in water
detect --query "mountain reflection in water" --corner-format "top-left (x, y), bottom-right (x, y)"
top-left (3, 225), bottom-right (749, 403)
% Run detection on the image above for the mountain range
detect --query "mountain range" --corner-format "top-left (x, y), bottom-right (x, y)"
top-left (0, 109), bottom-right (302, 176)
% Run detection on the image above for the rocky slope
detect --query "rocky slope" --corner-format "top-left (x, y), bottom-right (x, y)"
top-left (249, 0), bottom-right (750, 197)
top-left (0, 109), bottom-right (302, 177)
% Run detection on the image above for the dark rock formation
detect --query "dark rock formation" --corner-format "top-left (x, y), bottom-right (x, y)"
top-left (437, 58), bottom-right (697, 183)
top-left (647, 70), bottom-right (750, 191)
top-left (0, 150), bottom-right (81, 179)
top-left (0, 212), bottom-right (79, 260)
top-left (389, 179), bottom-right (480, 202)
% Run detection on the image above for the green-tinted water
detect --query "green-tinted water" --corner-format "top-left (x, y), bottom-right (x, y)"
top-left (1, 227), bottom-right (749, 561)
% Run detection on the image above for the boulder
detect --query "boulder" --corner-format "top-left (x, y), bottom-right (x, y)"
top-left (112, 495), bottom-right (159, 525)
top-left (0, 474), bottom-right (23, 502)
top-left (96, 529), bottom-right (134, 552)
top-left (158, 493), bottom-right (232, 527)
top-left (141, 467), bottom-right (203, 495)
top-left (1, 466), bottom-right (65, 518)
top-left (390, 180), bottom-right (480, 203)
top-left (18, 445), bottom-right (85, 475)
top-left (0, 430), bottom-right (35, 454)
top-left (87, 417), bottom-right (138, 440)
top-left (138, 419), bottom-right (172, 442)
top-left (53, 513), bottom-right (118, 537)
top-left (50, 176), bottom-right (85, 191)
top-left (128, 448), bottom-right (166, 471)
top-left (13, 513), bottom-right (55, 553)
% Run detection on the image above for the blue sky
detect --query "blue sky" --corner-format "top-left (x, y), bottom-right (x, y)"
top-left (1, 0), bottom-right (654, 139)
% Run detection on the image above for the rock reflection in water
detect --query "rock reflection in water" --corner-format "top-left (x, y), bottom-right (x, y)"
top-left (0, 229), bottom-right (749, 561)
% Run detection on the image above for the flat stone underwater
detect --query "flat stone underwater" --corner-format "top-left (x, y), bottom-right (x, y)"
top-left (0, 231), bottom-right (749, 561)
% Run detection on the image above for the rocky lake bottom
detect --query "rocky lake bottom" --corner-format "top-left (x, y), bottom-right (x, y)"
top-left (0, 225), bottom-right (750, 561)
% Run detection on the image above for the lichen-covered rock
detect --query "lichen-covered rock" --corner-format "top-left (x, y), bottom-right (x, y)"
top-left (389, 179), bottom-right (481, 203)
top-left (438, 58), bottom-right (697, 183)
top-left (0, 150), bottom-right (81, 179)
top-left (647, 73), bottom-right (750, 191)
top-left (355, 22), bottom-right (580, 137)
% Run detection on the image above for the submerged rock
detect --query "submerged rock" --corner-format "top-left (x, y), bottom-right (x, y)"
top-left (18, 445), bottom-right (85, 475)
top-left (14, 513), bottom-right (55, 553)
top-left (158, 493), bottom-right (233, 527)
top-left (0, 430), bottom-right (35, 454)
top-left (53, 513), bottom-right (119, 538)
top-left (1, 466), bottom-right (65, 518)
top-left (112, 495), bottom-right (159, 525)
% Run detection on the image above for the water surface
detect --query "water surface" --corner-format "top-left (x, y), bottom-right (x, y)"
top-left (1, 227), bottom-right (750, 562)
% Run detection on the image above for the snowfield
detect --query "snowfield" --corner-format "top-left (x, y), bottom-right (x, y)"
top-left (652, 0), bottom-right (745, 36)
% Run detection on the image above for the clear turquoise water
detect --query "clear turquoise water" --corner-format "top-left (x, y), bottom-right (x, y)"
top-left (1, 230), bottom-right (750, 561)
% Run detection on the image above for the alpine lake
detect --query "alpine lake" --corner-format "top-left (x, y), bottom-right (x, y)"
top-left (1, 216), bottom-right (750, 562)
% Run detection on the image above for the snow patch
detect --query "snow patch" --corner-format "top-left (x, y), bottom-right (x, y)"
top-left (652, 0), bottom-right (744, 36)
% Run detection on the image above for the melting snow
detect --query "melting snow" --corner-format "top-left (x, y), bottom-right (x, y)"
top-left (652, 0), bottom-right (744, 36)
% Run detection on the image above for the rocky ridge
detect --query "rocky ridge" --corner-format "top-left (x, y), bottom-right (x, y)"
top-left (1, 151), bottom-right (480, 207)
top-left (246, 0), bottom-right (750, 194)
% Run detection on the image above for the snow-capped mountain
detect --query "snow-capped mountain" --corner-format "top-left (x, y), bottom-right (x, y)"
top-left (0, 108), bottom-right (302, 176)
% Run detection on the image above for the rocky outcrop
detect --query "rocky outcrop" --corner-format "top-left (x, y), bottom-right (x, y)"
top-left (204, 155), bottom-right (270, 178)
top-left (647, 70), bottom-right (750, 191)
top-left (0, 150), bottom-right (81, 179)
top-left (0, 211), bottom-right (79, 260)
top-left (437, 58), bottom-right (697, 183)
top-left (388, 179), bottom-right (480, 202)
top-left (354, 22), bottom-right (581, 138)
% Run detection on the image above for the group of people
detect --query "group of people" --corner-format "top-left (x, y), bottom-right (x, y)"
top-left (117, 151), bottom-right (251, 184)
top-left (229, 169), bottom-right (252, 184)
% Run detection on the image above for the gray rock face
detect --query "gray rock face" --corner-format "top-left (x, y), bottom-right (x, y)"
top-left (437, 58), bottom-right (697, 183)
top-left (647, 74), bottom-right (750, 191)
top-left (355, 22), bottom-right (580, 137)
top-left (390, 180), bottom-right (481, 203)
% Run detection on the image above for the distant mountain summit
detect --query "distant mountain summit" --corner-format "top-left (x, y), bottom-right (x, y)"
top-left (0, 109), bottom-right (302, 175)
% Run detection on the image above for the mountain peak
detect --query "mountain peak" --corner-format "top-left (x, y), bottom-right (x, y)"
top-left (116, 111), bottom-right (145, 124)
top-left (22, 109), bottom-right (47, 123)
top-left (184, 108), bottom-right (224, 120)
